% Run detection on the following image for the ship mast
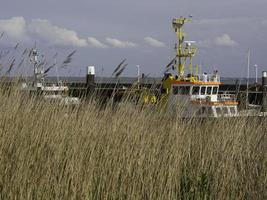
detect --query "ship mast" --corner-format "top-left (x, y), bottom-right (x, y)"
top-left (31, 48), bottom-right (45, 86)
top-left (172, 17), bottom-right (197, 80)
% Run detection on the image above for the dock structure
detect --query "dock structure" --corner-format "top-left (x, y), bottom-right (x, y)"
top-left (62, 76), bottom-right (263, 106)
top-left (0, 75), bottom-right (264, 106)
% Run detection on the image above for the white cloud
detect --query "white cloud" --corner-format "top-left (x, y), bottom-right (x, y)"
top-left (106, 37), bottom-right (137, 48)
top-left (144, 36), bottom-right (166, 47)
top-left (0, 17), bottom-right (89, 47)
top-left (198, 34), bottom-right (238, 48)
top-left (29, 19), bottom-right (87, 47)
top-left (214, 34), bottom-right (237, 46)
top-left (0, 16), bottom-right (28, 42)
top-left (88, 37), bottom-right (108, 48)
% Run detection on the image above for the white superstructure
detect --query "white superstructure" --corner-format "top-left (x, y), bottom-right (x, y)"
top-left (21, 48), bottom-right (80, 105)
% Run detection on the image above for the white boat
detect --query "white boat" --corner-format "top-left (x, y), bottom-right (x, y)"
top-left (163, 73), bottom-right (238, 118)
top-left (160, 17), bottom-right (241, 118)
top-left (21, 48), bottom-right (80, 105)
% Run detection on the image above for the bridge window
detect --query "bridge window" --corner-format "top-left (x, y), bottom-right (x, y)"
top-left (173, 86), bottom-right (179, 95)
top-left (200, 86), bottom-right (206, 95)
top-left (173, 86), bottom-right (190, 95)
top-left (179, 86), bottom-right (190, 95)
top-left (192, 86), bottom-right (200, 95)
top-left (207, 87), bottom-right (212, 95)
top-left (212, 87), bottom-right (218, 95)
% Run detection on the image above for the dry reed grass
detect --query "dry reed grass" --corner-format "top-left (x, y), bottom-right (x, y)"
top-left (0, 84), bottom-right (266, 200)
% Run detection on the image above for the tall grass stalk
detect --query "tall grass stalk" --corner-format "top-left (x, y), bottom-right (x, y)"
top-left (0, 84), bottom-right (266, 199)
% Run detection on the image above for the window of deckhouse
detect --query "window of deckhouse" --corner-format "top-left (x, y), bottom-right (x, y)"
top-left (179, 86), bottom-right (190, 95)
top-left (207, 87), bottom-right (212, 95)
top-left (173, 86), bottom-right (179, 95)
top-left (200, 86), bottom-right (206, 95)
top-left (192, 86), bottom-right (200, 95)
top-left (172, 86), bottom-right (190, 95)
top-left (212, 87), bottom-right (218, 95)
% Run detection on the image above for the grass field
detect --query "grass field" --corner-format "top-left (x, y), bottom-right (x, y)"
top-left (0, 85), bottom-right (266, 199)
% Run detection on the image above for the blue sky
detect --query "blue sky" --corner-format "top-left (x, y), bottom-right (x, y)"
top-left (0, 0), bottom-right (267, 77)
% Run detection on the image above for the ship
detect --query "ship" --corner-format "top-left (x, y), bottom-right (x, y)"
top-left (21, 48), bottom-right (80, 105)
top-left (159, 17), bottom-right (243, 118)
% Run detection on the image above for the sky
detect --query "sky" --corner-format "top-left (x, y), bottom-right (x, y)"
top-left (0, 0), bottom-right (267, 78)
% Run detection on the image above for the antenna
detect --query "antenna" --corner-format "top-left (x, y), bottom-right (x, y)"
top-left (137, 65), bottom-right (140, 88)
top-left (55, 57), bottom-right (59, 84)
top-left (253, 64), bottom-right (258, 84)
top-left (31, 48), bottom-right (38, 84)
top-left (246, 49), bottom-right (250, 109)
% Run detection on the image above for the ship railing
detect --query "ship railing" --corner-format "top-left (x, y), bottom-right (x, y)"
top-left (217, 94), bottom-right (236, 101)
top-left (198, 74), bottom-right (220, 82)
